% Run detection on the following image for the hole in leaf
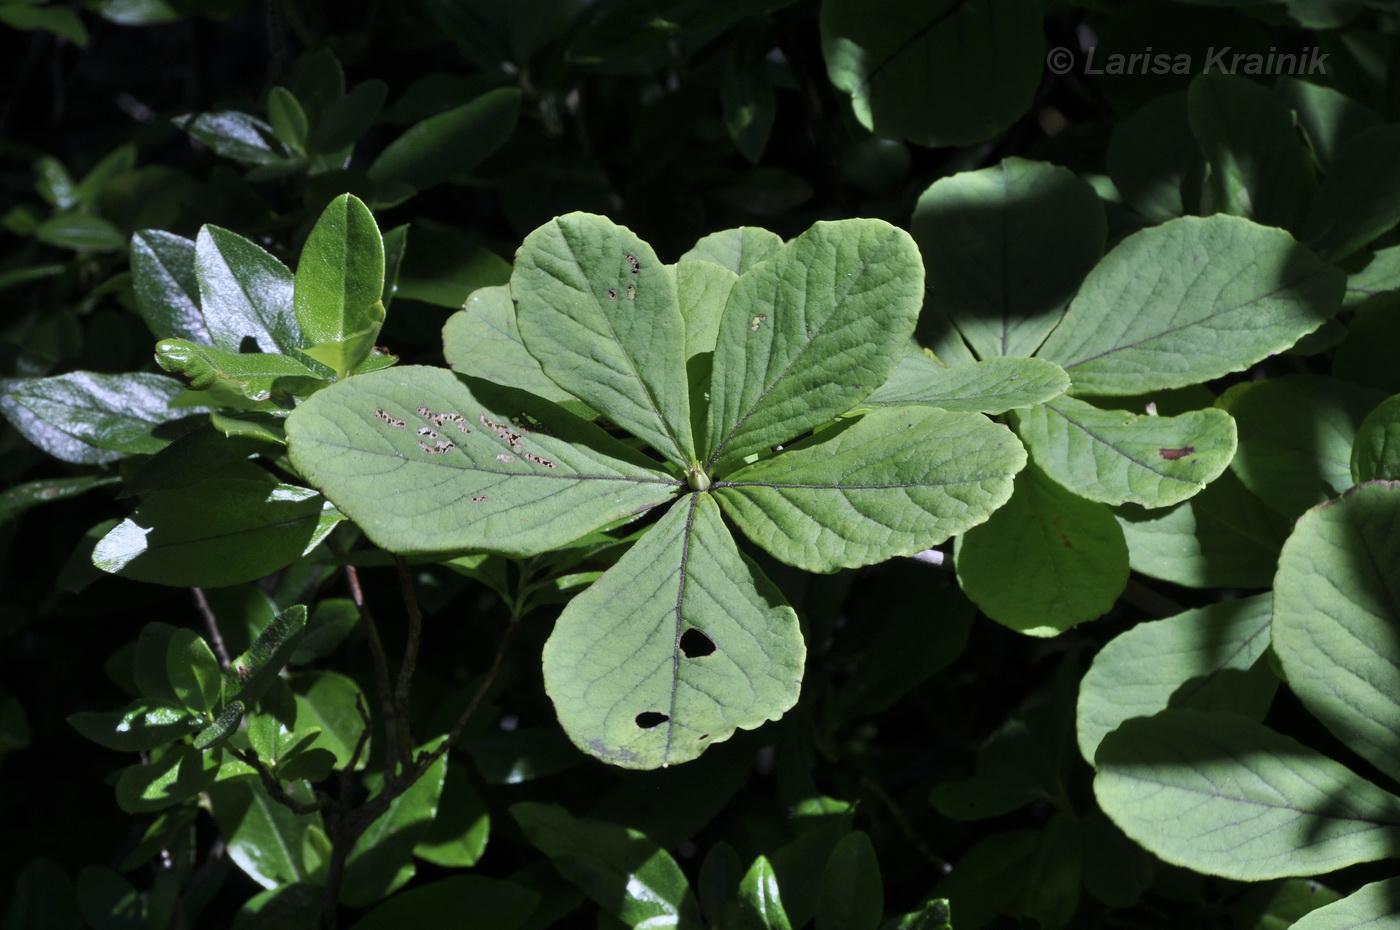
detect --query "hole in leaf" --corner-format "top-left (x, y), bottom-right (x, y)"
top-left (635, 712), bottom-right (669, 729)
top-left (679, 628), bottom-right (716, 658)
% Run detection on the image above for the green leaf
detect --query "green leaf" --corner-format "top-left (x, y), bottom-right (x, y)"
top-left (680, 226), bottom-right (784, 274)
top-left (857, 350), bottom-right (1070, 415)
top-left (0, 371), bottom-right (194, 464)
top-left (196, 225), bottom-right (300, 355)
top-left (512, 212), bottom-right (694, 469)
top-left (290, 598), bottom-right (358, 665)
top-left (1035, 215), bottom-right (1344, 395)
top-left (1076, 594), bottom-right (1274, 764)
top-left (342, 749), bottom-right (448, 906)
top-left (1352, 395), bottom-right (1400, 482)
top-left (1273, 481), bottom-right (1400, 784)
top-left (1273, 77), bottom-right (1380, 170)
top-left (132, 623), bottom-right (180, 704)
top-left (511, 802), bottom-right (703, 930)
top-left (0, 4), bottom-right (88, 44)
top-left (392, 222), bottom-right (510, 308)
top-left (35, 213), bottom-right (125, 252)
top-left (1094, 710), bottom-right (1400, 880)
top-left (1188, 73), bottom-right (1315, 233)
top-left (1289, 879), bottom-right (1400, 930)
top-left (717, 407), bottom-right (1024, 573)
top-left (293, 194), bottom-right (385, 378)
top-left (130, 230), bottom-right (211, 342)
top-left (820, 0), bottom-right (1041, 147)
top-left (3, 859), bottom-right (82, 930)
top-left (155, 338), bottom-right (322, 401)
top-left (309, 79), bottom-right (387, 154)
top-left (347, 876), bottom-right (539, 930)
top-left (1253, 879), bottom-right (1343, 930)
top-left (955, 462), bottom-right (1128, 637)
top-left (75, 866), bottom-right (143, 930)
top-left (1016, 396), bottom-right (1237, 509)
top-left (414, 763), bottom-right (489, 867)
top-left (166, 628), bottom-right (222, 715)
top-left (227, 605), bottom-right (309, 708)
top-left (816, 832), bottom-right (882, 930)
top-left (173, 111), bottom-right (287, 166)
top-left (0, 688), bottom-right (30, 764)
top-left (543, 493), bottom-right (803, 770)
top-left (1107, 92), bottom-right (1202, 223)
top-left (0, 475), bottom-right (120, 524)
top-left (1225, 374), bottom-right (1384, 519)
top-left (911, 158), bottom-right (1105, 360)
top-left (115, 742), bottom-right (219, 813)
top-left (442, 285), bottom-right (587, 411)
top-left (266, 86), bottom-right (309, 150)
top-left (289, 670), bottom-right (367, 769)
top-left (68, 700), bottom-right (201, 752)
top-left (92, 478), bottom-right (336, 587)
top-left (881, 899), bottom-right (952, 930)
top-left (286, 365), bottom-right (681, 556)
top-left (194, 700), bottom-right (244, 751)
top-left (722, 25), bottom-right (777, 163)
top-left (1113, 469), bottom-right (1291, 588)
top-left (930, 717), bottom-right (1063, 822)
top-left (724, 855), bottom-right (793, 930)
top-left (704, 218), bottom-right (923, 473)
top-left (208, 777), bottom-right (323, 888)
top-left (368, 87), bottom-right (520, 192)
top-left (1303, 124), bottom-right (1400, 262)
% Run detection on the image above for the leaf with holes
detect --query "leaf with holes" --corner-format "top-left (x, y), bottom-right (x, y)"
top-left (541, 493), bottom-right (803, 769)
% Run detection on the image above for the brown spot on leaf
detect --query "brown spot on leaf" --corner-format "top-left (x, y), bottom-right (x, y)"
top-left (1159, 446), bottom-right (1195, 460)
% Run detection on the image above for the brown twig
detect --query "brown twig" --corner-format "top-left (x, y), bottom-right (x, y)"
top-left (192, 587), bottom-right (231, 669)
top-left (393, 556), bottom-right (423, 768)
top-left (342, 560), bottom-right (399, 782)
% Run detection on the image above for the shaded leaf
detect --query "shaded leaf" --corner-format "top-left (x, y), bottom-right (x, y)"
top-left (68, 700), bottom-right (201, 752)
top-left (1352, 394), bottom-right (1400, 483)
top-left (115, 743), bottom-right (219, 813)
top-left (1304, 124), bottom-right (1400, 262)
top-left (155, 338), bottom-right (322, 401)
top-left (1289, 879), bottom-right (1400, 930)
top-left (368, 88), bottom-right (520, 192)
top-left (0, 475), bottom-right (120, 524)
top-left (1, 371), bottom-right (194, 464)
top-left (816, 833), bottom-right (882, 930)
top-left (208, 777), bottom-right (323, 888)
top-left (347, 876), bottom-right (538, 930)
top-left (1094, 710), bottom-right (1400, 880)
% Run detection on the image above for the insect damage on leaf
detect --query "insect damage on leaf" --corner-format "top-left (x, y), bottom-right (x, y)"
top-left (1159, 446), bottom-right (1196, 460)
top-left (626, 284), bottom-right (636, 301)
top-left (374, 407), bottom-right (406, 429)
top-left (749, 314), bottom-right (767, 332)
top-left (625, 252), bottom-right (641, 275)
top-left (607, 288), bottom-right (617, 301)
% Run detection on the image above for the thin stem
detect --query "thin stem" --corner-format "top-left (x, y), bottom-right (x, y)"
top-left (192, 587), bottom-right (231, 669)
top-left (226, 746), bottom-right (329, 815)
top-left (418, 605), bottom-right (523, 775)
top-left (859, 773), bottom-right (951, 874)
top-left (342, 560), bottom-right (398, 782)
top-left (393, 556), bottom-right (423, 768)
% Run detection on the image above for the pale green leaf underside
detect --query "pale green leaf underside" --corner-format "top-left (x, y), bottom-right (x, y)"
top-left (715, 407), bottom-right (1026, 573)
top-left (542, 493), bottom-right (803, 770)
top-left (1095, 710), bottom-right (1400, 880)
top-left (1017, 396), bottom-right (1237, 508)
top-left (1273, 482), bottom-right (1400, 785)
top-left (857, 350), bottom-right (1069, 415)
top-left (1077, 594), bottom-right (1273, 764)
top-left (512, 212), bottom-right (694, 468)
top-left (442, 285), bottom-right (589, 413)
top-left (1036, 215), bottom-right (1344, 395)
top-left (705, 218), bottom-right (923, 473)
top-left (1289, 879), bottom-right (1400, 930)
top-left (285, 366), bottom-right (681, 557)
top-left (680, 226), bottom-right (784, 275)
top-left (955, 462), bottom-right (1128, 637)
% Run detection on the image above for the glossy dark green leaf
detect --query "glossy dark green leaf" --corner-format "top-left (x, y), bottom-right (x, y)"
top-left (130, 230), bottom-right (211, 342)
top-left (342, 749), bottom-right (448, 906)
top-left (414, 763), bottom-right (489, 867)
top-left (35, 213), bottom-right (125, 252)
top-left (92, 479), bottom-right (338, 587)
top-left (194, 700), bottom-right (245, 751)
top-left (288, 669), bottom-right (366, 768)
top-left (266, 86), bottom-right (309, 150)
top-left (1188, 73), bottom-right (1315, 233)
top-left (392, 222), bottom-right (510, 308)
top-left (310, 79), bottom-right (387, 154)
top-left (196, 225), bottom-right (300, 355)
top-left (912, 159), bottom-right (1105, 360)
top-left (347, 876), bottom-right (539, 930)
top-left (0, 475), bottom-right (121, 524)
top-left (821, 0), bottom-right (1041, 147)
top-left (293, 194), bottom-right (385, 378)
top-left (166, 628), bottom-right (222, 715)
top-left (115, 743), bottom-right (219, 813)
top-left (173, 111), bottom-right (288, 166)
top-left (208, 777), bottom-right (323, 888)
top-left (724, 855), bottom-right (793, 930)
top-left (227, 606), bottom-right (309, 708)
top-left (816, 832), bottom-right (882, 930)
top-left (68, 700), bottom-right (201, 752)
top-left (511, 803), bottom-right (704, 930)
top-left (289, 598), bottom-right (358, 665)
top-left (368, 87), bottom-right (520, 192)
top-left (155, 338), bottom-right (322, 401)
top-left (2, 371), bottom-right (196, 464)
